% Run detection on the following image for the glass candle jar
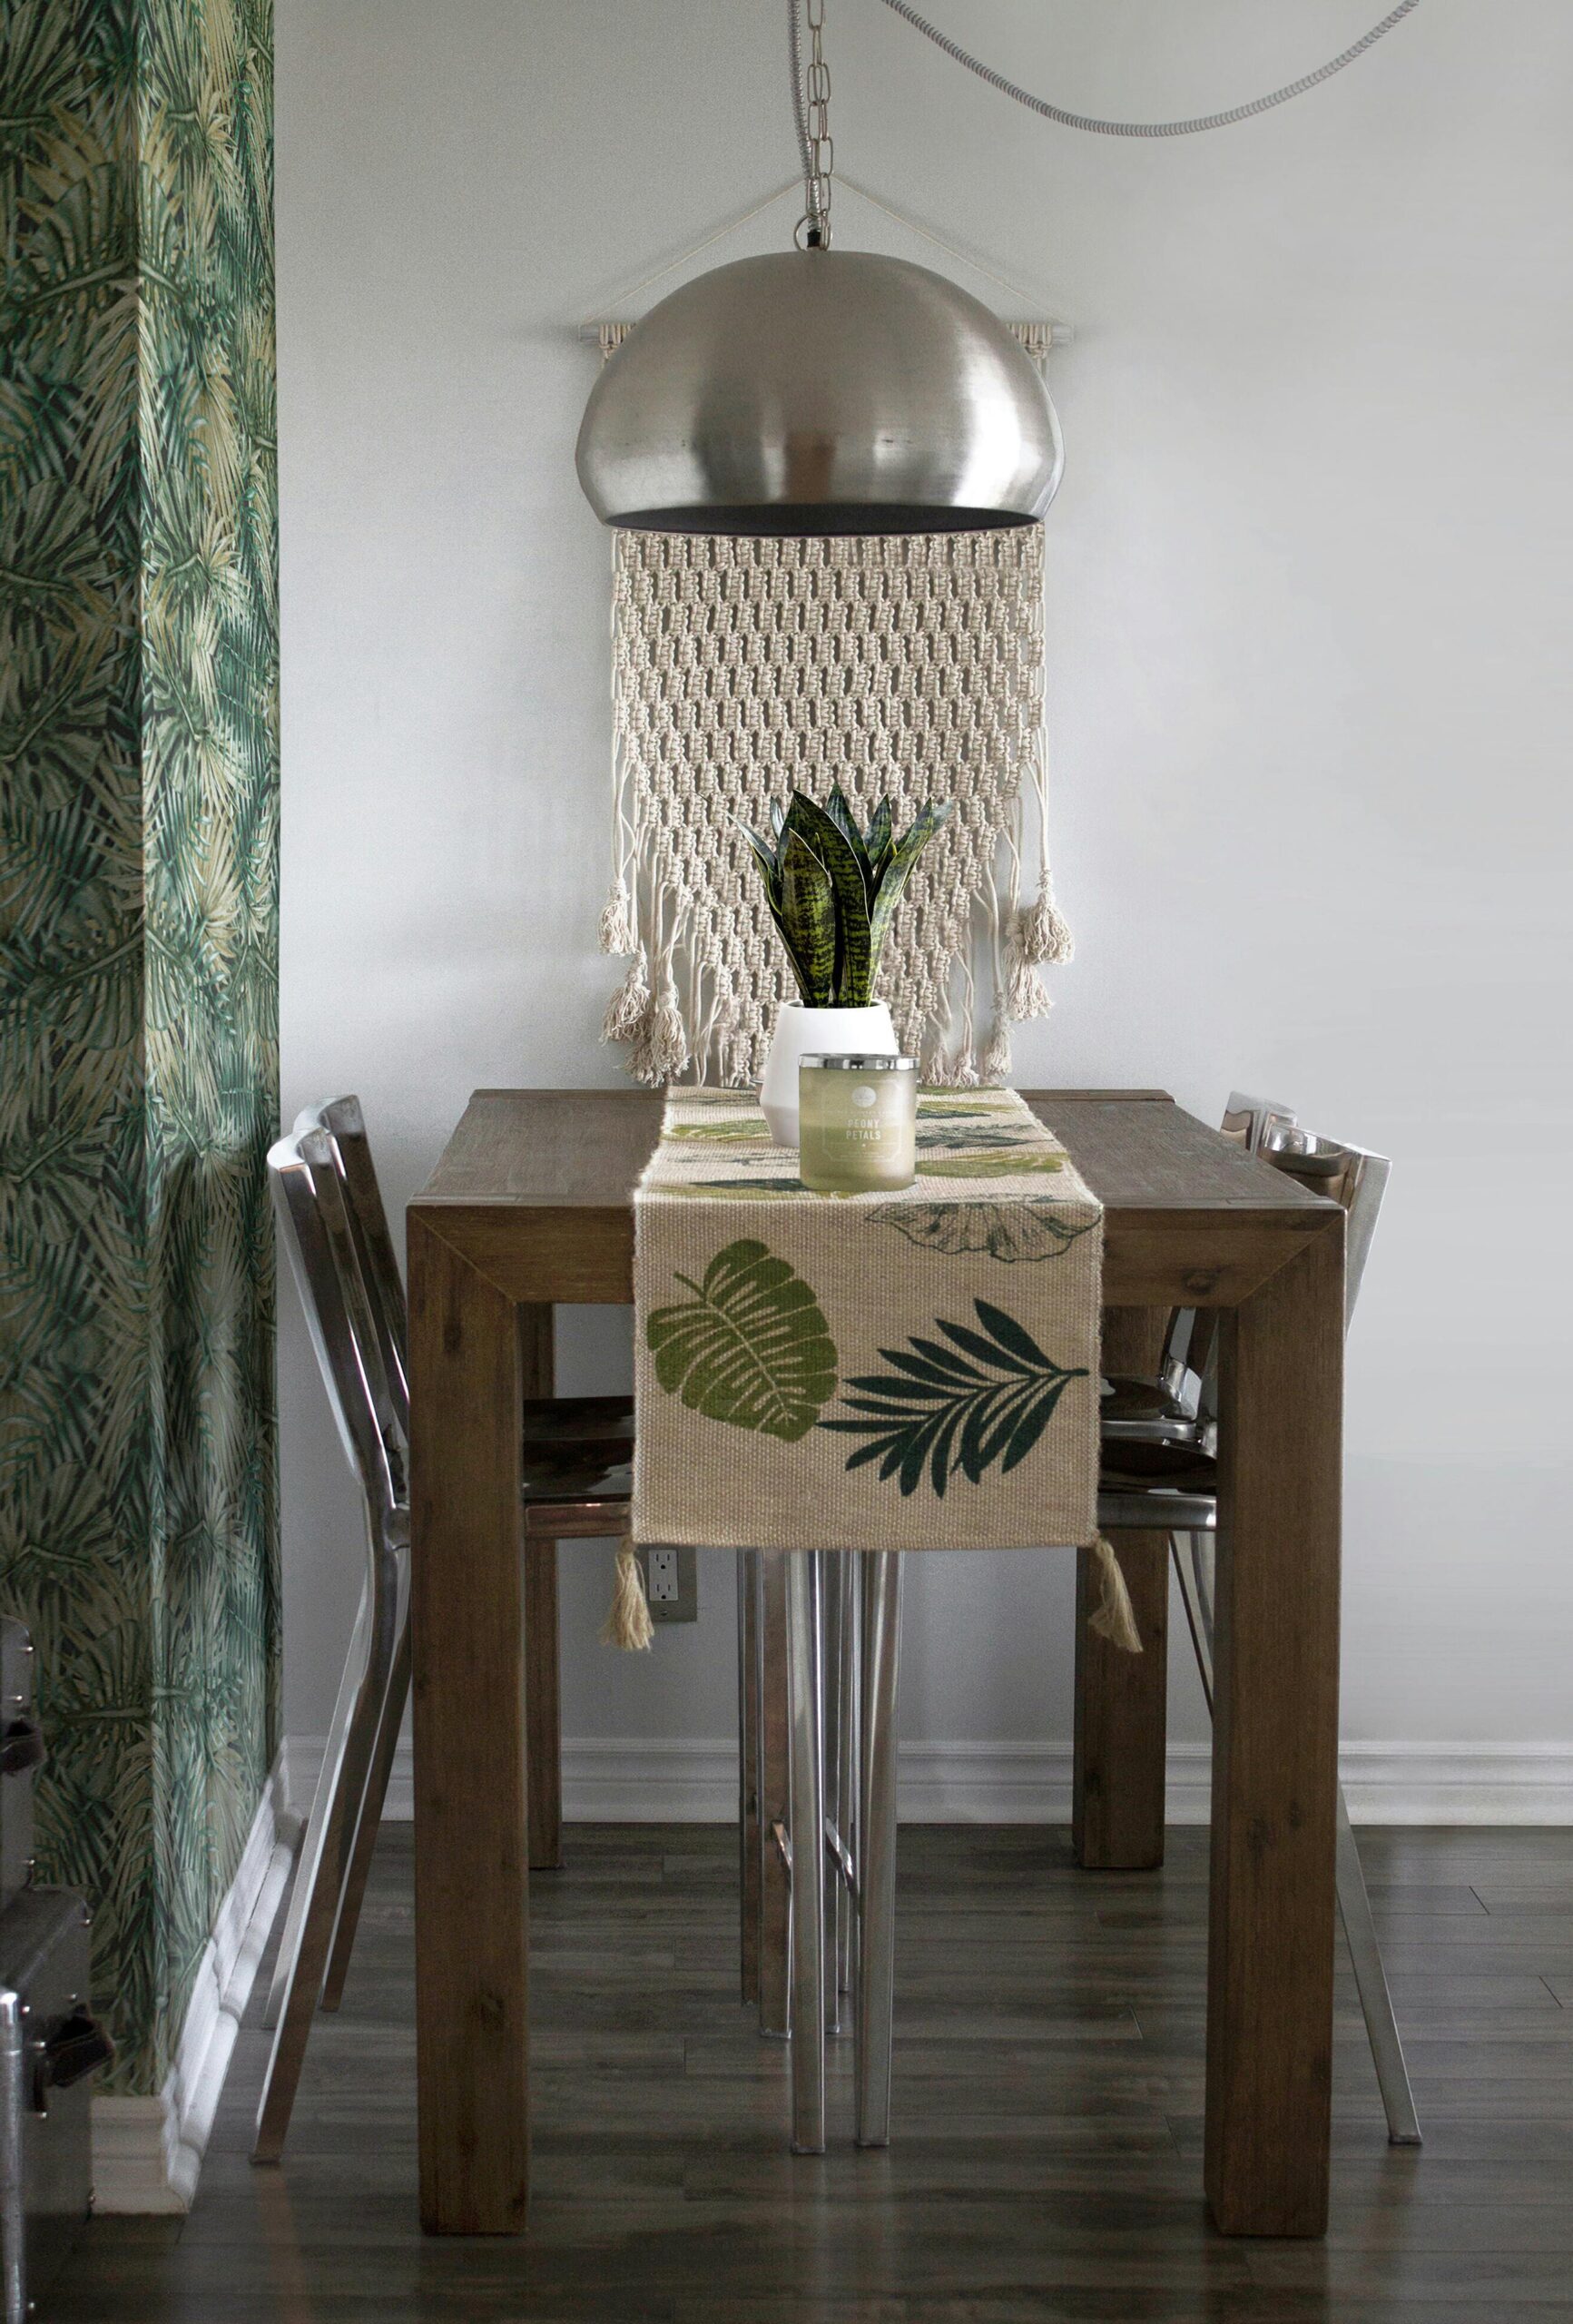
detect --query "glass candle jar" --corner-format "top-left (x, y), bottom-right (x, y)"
top-left (798, 1054), bottom-right (919, 1194)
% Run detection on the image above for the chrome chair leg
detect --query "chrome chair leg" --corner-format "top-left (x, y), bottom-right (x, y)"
top-left (254, 1528), bottom-right (400, 2162)
top-left (785, 1551), bottom-right (825, 2153)
top-left (1337, 1787), bottom-right (1423, 2145)
top-left (835, 1551), bottom-right (859, 2006)
top-left (263, 1573), bottom-right (372, 2031)
top-left (738, 1550), bottom-right (762, 2006)
top-left (1170, 1531), bottom-right (1215, 1709)
top-left (821, 1552), bottom-right (846, 2036)
top-left (320, 1561), bottom-right (409, 2013)
top-left (855, 1550), bottom-right (902, 2150)
top-left (1170, 1531), bottom-right (1421, 2146)
top-left (757, 1550), bottom-right (791, 2040)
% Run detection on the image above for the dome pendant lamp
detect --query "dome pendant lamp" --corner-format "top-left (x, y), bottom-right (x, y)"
top-left (575, 4), bottom-right (1063, 538)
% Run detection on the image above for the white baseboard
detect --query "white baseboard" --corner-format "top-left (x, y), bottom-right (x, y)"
top-left (284, 1733), bottom-right (1573, 1828)
top-left (92, 1754), bottom-right (300, 2214)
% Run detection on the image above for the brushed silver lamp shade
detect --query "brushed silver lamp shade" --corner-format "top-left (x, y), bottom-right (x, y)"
top-left (575, 251), bottom-right (1063, 536)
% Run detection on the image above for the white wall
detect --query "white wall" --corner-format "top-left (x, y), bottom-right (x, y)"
top-left (275, 1), bottom-right (1573, 1806)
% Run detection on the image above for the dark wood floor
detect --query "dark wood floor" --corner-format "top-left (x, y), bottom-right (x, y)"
top-left (58, 1822), bottom-right (1573, 2322)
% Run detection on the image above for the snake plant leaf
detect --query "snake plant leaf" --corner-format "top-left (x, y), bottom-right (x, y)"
top-left (730, 813), bottom-right (784, 909)
top-left (774, 831), bottom-right (838, 1004)
top-left (867, 801), bottom-right (954, 982)
top-left (646, 1238), bottom-right (838, 1440)
top-left (863, 797), bottom-right (895, 884)
top-left (873, 1199), bottom-right (1097, 1262)
top-left (784, 791), bottom-right (873, 1003)
top-left (823, 782), bottom-right (872, 879)
top-left (820, 1297), bottom-right (1087, 1495)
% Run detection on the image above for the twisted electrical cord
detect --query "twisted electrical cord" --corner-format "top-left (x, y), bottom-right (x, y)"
top-left (875, 0), bottom-right (1422, 138)
top-left (787, 0), bottom-right (819, 226)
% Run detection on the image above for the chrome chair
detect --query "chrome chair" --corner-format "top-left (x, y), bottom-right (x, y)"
top-left (256, 1128), bottom-right (408, 2162)
top-left (1097, 1092), bottom-right (1421, 2147)
top-left (255, 1119), bottom-right (635, 2161)
top-left (290, 1096), bottom-right (622, 1886)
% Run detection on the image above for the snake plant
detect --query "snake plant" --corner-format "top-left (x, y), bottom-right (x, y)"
top-left (737, 787), bottom-right (953, 1009)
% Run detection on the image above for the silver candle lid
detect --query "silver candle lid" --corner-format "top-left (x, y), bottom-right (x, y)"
top-left (799, 1053), bottom-right (919, 1071)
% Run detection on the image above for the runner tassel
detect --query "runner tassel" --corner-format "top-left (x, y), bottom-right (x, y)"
top-left (1087, 1535), bottom-right (1143, 1655)
top-left (601, 1540), bottom-right (654, 1652)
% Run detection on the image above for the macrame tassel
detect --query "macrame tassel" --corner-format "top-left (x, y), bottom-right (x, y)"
top-left (644, 979), bottom-right (689, 1081)
top-left (603, 951), bottom-right (652, 1044)
top-left (1087, 1536), bottom-right (1143, 1656)
top-left (599, 876), bottom-right (637, 957)
top-left (600, 1541), bottom-right (654, 1652)
top-left (980, 1019), bottom-right (1013, 1084)
top-left (1003, 917), bottom-right (1056, 1023)
top-left (922, 1039), bottom-right (967, 1088)
top-left (1016, 891), bottom-right (1075, 967)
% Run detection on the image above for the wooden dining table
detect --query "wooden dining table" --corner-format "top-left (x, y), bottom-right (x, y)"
top-left (408, 1087), bottom-right (1344, 2240)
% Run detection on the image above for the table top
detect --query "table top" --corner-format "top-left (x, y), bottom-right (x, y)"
top-left (412, 1090), bottom-right (1337, 1310)
top-left (418, 1088), bottom-right (1321, 1214)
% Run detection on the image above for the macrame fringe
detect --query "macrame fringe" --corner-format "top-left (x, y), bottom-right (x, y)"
top-left (1087, 1535), bottom-right (1144, 1656)
top-left (600, 1541), bottom-right (654, 1652)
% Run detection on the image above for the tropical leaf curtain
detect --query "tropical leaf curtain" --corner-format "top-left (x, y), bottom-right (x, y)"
top-left (0, 0), bottom-right (279, 2095)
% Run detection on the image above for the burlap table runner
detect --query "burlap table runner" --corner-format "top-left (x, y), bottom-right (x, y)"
top-left (634, 1089), bottom-right (1126, 1600)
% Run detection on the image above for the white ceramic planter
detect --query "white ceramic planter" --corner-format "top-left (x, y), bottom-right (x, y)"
top-left (760, 1001), bottom-right (898, 1147)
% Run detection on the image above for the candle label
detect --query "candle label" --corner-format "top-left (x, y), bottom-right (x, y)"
top-left (799, 1064), bottom-right (917, 1192)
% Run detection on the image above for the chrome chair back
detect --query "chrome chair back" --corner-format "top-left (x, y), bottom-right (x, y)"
top-left (294, 1097), bottom-right (409, 1431)
top-left (256, 1128), bottom-right (408, 2162)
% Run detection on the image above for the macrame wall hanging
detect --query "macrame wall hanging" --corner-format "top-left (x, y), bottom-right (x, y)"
top-left (593, 319), bottom-right (1072, 1091)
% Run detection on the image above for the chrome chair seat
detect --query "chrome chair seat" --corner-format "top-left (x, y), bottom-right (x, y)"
top-left (1099, 1374), bottom-right (1208, 1446)
top-left (520, 1396), bottom-right (634, 1497)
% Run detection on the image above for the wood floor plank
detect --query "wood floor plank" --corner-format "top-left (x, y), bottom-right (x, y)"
top-left (51, 1823), bottom-right (1573, 2324)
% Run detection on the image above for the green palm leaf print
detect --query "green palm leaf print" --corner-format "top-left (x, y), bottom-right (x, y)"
top-left (918, 1149), bottom-right (1065, 1179)
top-left (821, 1298), bottom-right (1087, 1496)
top-left (646, 1238), bottom-right (838, 1441)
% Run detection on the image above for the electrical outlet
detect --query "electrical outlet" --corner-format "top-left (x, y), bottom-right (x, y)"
top-left (638, 1546), bottom-right (698, 1623)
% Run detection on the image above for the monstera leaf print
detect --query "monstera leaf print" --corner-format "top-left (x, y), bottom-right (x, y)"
top-left (646, 1239), bottom-right (838, 1440)
top-left (873, 1200), bottom-right (1096, 1263)
top-left (821, 1299), bottom-right (1087, 1496)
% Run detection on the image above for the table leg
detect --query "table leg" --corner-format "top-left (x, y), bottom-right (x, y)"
top-left (410, 1216), bottom-right (531, 2234)
top-left (1073, 1307), bottom-right (1169, 1869)
top-left (1206, 1224), bottom-right (1342, 2238)
top-left (521, 1300), bottom-right (563, 1875)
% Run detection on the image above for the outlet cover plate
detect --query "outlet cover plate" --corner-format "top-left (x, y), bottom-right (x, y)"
top-left (637, 1545), bottom-right (698, 1624)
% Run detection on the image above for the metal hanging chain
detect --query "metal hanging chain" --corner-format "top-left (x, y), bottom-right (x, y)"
top-left (875, 0), bottom-right (1422, 139)
top-left (789, 0), bottom-right (835, 244)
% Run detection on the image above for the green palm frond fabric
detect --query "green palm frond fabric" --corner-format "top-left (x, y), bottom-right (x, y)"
top-left (0, 0), bottom-right (279, 2095)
